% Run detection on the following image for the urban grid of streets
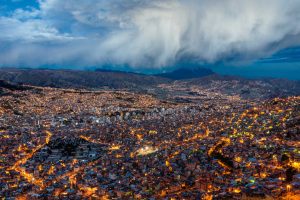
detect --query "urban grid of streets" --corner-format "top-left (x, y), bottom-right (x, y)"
top-left (0, 87), bottom-right (299, 199)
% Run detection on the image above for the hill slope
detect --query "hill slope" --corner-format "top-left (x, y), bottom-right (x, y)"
top-left (185, 74), bottom-right (300, 99)
top-left (0, 69), bottom-right (170, 90)
top-left (0, 68), bottom-right (299, 100)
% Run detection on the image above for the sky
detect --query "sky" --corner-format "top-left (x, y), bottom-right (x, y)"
top-left (0, 0), bottom-right (300, 80)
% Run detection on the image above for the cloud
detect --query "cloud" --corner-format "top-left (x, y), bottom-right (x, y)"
top-left (0, 0), bottom-right (300, 68)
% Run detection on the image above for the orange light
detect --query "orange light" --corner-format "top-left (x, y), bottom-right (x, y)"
top-left (48, 165), bottom-right (55, 175)
top-left (286, 184), bottom-right (292, 192)
top-left (234, 157), bottom-right (242, 163)
top-left (165, 160), bottom-right (170, 167)
top-left (136, 134), bottom-right (143, 140)
top-left (160, 190), bottom-right (167, 197)
top-left (291, 161), bottom-right (300, 170)
top-left (260, 173), bottom-right (267, 178)
top-left (109, 144), bottom-right (121, 151)
top-left (233, 188), bottom-right (241, 193)
top-left (82, 187), bottom-right (98, 196)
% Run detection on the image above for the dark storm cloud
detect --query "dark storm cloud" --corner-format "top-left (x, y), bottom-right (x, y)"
top-left (0, 0), bottom-right (300, 69)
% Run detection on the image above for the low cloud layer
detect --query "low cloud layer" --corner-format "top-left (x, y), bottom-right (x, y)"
top-left (1, 0), bottom-right (300, 69)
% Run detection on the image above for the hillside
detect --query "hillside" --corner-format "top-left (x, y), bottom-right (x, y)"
top-left (185, 74), bottom-right (300, 99)
top-left (0, 68), bottom-right (299, 100)
top-left (0, 68), bottom-right (170, 91)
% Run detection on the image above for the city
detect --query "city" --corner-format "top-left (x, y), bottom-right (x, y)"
top-left (0, 85), bottom-right (299, 199)
top-left (1, 0), bottom-right (300, 199)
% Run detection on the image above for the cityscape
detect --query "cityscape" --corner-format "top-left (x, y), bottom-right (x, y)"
top-left (0, 80), bottom-right (299, 199)
top-left (1, 0), bottom-right (300, 199)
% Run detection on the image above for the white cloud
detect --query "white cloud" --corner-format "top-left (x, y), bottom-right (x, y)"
top-left (0, 0), bottom-right (300, 68)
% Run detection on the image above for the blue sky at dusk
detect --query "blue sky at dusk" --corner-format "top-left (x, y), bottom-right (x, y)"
top-left (0, 0), bottom-right (299, 80)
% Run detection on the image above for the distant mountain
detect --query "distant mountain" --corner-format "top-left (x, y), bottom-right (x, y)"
top-left (0, 68), bottom-right (170, 91)
top-left (156, 67), bottom-right (214, 80)
top-left (0, 68), bottom-right (299, 100)
top-left (95, 68), bottom-right (141, 75)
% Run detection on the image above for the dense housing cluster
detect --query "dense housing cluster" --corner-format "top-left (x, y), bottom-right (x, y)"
top-left (0, 87), bottom-right (299, 199)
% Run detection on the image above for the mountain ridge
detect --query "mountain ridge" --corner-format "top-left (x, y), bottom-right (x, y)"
top-left (0, 68), bottom-right (299, 100)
